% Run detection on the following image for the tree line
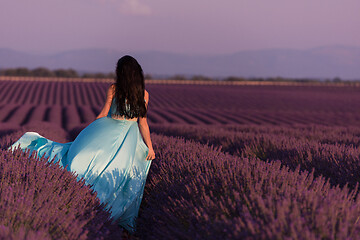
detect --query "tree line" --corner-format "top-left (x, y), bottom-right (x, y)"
top-left (0, 67), bottom-right (116, 79)
top-left (0, 67), bottom-right (346, 83)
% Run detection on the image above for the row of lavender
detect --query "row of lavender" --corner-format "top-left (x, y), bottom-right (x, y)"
top-left (1, 127), bottom-right (360, 239)
top-left (151, 124), bottom-right (360, 190)
top-left (2, 81), bottom-right (360, 127)
top-left (2, 81), bottom-right (360, 112)
top-left (4, 103), bottom-right (360, 131)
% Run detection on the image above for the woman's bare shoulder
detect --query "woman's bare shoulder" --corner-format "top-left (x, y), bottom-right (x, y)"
top-left (110, 83), bottom-right (116, 91)
top-left (107, 83), bottom-right (116, 97)
top-left (144, 90), bottom-right (149, 102)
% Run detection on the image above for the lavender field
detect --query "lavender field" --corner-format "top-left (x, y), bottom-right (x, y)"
top-left (1, 79), bottom-right (360, 239)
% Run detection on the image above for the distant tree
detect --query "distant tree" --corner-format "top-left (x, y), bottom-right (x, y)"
top-left (191, 75), bottom-right (213, 81)
top-left (95, 73), bottom-right (107, 78)
top-left (15, 68), bottom-right (30, 76)
top-left (54, 69), bottom-right (78, 78)
top-left (81, 73), bottom-right (93, 78)
top-left (2, 68), bottom-right (17, 76)
top-left (0, 68), bottom-right (30, 76)
top-left (266, 77), bottom-right (288, 82)
top-left (67, 69), bottom-right (79, 78)
top-left (144, 73), bottom-right (152, 80)
top-left (171, 74), bottom-right (187, 80)
top-left (332, 77), bottom-right (342, 83)
top-left (54, 69), bottom-right (68, 78)
top-left (1, 67), bottom-right (144, 79)
top-left (224, 76), bottom-right (246, 81)
top-left (82, 72), bottom-right (115, 79)
top-left (295, 78), bottom-right (317, 83)
top-left (31, 67), bottom-right (55, 77)
top-left (106, 72), bottom-right (116, 79)
top-left (275, 77), bottom-right (286, 82)
top-left (248, 77), bottom-right (265, 81)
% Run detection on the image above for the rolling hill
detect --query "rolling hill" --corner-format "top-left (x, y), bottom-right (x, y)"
top-left (1, 46), bottom-right (360, 79)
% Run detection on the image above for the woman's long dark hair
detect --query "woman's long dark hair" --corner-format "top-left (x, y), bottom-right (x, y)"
top-left (113, 55), bottom-right (147, 118)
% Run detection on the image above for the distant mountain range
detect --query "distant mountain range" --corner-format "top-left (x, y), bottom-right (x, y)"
top-left (1, 46), bottom-right (360, 79)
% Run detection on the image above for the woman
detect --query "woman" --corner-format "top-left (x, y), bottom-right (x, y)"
top-left (9, 55), bottom-right (155, 232)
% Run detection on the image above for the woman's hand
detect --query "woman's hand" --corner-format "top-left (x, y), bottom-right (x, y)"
top-left (146, 148), bottom-right (155, 160)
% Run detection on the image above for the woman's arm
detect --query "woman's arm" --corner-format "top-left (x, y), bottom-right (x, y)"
top-left (139, 90), bottom-right (155, 160)
top-left (96, 84), bottom-right (115, 120)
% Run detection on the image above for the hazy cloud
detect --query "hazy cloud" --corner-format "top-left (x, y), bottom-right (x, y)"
top-left (94, 0), bottom-right (152, 15)
top-left (118, 0), bottom-right (152, 16)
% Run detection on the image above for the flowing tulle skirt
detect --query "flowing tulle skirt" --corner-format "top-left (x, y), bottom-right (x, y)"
top-left (9, 116), bottom-right (151, 232)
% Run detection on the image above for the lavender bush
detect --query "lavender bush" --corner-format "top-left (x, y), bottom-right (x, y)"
top-left (0, 131), bottom-right (123, 239)
top-left (137, 134), bottom-right (360, 239)
top-left (151, 124), bottom-right (360, 189)
top-left (0, 224), bottom-right (51, 240)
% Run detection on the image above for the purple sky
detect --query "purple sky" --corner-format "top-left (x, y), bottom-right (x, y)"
top-left (1, 0), bottom-right (360, 55)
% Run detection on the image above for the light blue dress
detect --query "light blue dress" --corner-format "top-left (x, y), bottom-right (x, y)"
top-left (9, 98), bottom-right (151, 232)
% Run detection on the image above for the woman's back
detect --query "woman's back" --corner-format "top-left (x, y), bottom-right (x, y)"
top-left (107, 84), bottom-right (149, 121)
